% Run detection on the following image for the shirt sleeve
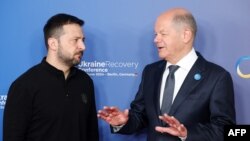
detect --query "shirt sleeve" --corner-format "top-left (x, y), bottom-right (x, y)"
top-left (3, 80), bottom-right (33, 141)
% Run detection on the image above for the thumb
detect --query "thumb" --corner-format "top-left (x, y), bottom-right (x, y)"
top-left (124, 109), bottom-right (129, 116)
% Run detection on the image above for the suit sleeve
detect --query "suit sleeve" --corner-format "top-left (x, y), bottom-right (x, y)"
top-left (117, 66), bottom-right (149, 134)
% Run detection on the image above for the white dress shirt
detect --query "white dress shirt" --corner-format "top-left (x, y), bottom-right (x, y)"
top-left (160, 48), bottom-right (198, 108)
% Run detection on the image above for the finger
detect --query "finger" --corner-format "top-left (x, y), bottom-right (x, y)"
top-left (124, 109), bottom-right (129, 116)
top-left (159, 115), bottom-right (170, 125)
top-left (169, 116), bottom-right (182, 129)
top-left (163, 114), bottom-right (174, 123)
top-left (104, 106), bottom-right (119, 113)
top-left (161, 115), bottom-right (182, 129)
top-left (164, 127), bottom-right (179, 136)
top-left (100, 106), bottom-right (113, 114)
top-left (169, 116), bottom-right (180, 125)
top-left (155, 126), bottom-right (165, 133)
top-left (97, 113), bottom-right (110, 122)
top-left (103, 106), bottom-right (113, 112)
top-left (97, 110), bottom-right (109, 117)
top-left (179, 124), bottom-right (187, 133)
top-left (159, 114), bottom-right (173, 125)
top-left (155, 126), bottom-right (179, 136)
top-left (110, 106), bottom-right (120, 112)
top-left (163, 115), bottom-right (180, 127)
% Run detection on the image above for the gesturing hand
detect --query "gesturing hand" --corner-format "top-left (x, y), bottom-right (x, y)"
top-left (155, 114), bottom-right (187, 138)
top-left (97, 106), bottom-right (129, 126)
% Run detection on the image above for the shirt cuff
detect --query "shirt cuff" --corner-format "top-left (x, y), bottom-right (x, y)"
top-left (112, 124), bottom-right (125, 132)
top-left (179, 136), bottom-right (187, 141)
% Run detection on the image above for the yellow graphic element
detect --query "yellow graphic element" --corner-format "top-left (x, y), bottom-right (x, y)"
top-left (236, 56), bottom-right (250, 79)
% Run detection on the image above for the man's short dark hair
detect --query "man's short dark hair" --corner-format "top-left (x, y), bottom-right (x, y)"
top-left (43, 13), bottom-right (84, 49)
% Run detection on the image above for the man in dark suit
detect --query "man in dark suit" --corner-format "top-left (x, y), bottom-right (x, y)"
top-left (97, 8), bottom-right (235, 141)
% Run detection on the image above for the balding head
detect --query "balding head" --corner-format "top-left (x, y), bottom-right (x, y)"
top-left (157, 8), bottom-right (197, 38)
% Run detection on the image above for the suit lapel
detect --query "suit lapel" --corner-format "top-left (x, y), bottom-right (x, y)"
top-left (152, 61), bottom-right (166, 118)
top-left (169, 54), bottom-right (207, 115)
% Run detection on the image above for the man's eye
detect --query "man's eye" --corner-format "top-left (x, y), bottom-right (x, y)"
top-left (161, 33), bottom-right (168, 36)
top-left (155, 33), bottom-right (168, 36)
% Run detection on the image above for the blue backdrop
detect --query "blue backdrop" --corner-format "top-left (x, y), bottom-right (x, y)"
top-left (1, 0), bottom-right (250, 140)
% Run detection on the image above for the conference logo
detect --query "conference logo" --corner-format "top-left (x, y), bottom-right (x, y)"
top-left (78, 60), bottom-right (139, 77)
top-left (0, 95), bottom-right (7, 109)
top-left (236, 56), bottom-right (250, 79)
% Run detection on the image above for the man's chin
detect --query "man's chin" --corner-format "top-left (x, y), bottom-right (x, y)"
top-left (158, 54), bottom-right (166, 59)
top-left (72, 59), bottom-right (81, 66)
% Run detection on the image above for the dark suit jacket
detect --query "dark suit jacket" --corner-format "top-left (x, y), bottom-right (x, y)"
top-left (117, 52), bottom-right (236, 141)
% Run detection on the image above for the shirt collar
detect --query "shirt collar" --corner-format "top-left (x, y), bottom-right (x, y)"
top-left (41, 57), bottom-right (77, 78)
top-left (166, 48), bottom-right (198, 71)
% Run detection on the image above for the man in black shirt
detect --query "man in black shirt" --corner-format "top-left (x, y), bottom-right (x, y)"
top-left (3, 13), bottom-right (99, 141)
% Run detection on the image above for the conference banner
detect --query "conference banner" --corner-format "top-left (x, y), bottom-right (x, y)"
top-left (0, 0), bottom-right (249, 140)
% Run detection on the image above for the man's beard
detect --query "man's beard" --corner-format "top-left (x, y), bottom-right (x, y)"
top-left (72, 52), bottom-right (83, 65)
top-left (57, 47), bottom-right (83, 67)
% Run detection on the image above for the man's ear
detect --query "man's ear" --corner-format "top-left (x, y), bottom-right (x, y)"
top-left (182, 28), bottom-right (192, 43)
top-left (47, 37), bottom-right (58, 51)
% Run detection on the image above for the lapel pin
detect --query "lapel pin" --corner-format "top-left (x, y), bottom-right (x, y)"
top-left (194, 73), bottom-right (201, 80)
